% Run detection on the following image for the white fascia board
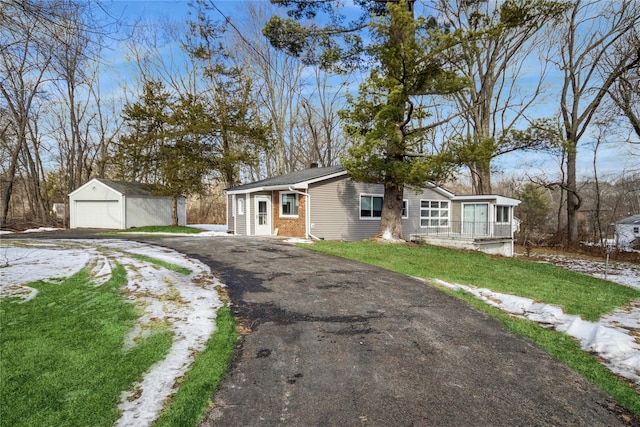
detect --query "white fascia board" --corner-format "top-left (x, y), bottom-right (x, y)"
top-left (226, 185), bottom-right (291, 195)
top-left (300, 170), bottom-right (348, 187)
top-left (68, 178), bottom-right (101, 197)
top-left (430, 185), bottom-right (456, 199)
top-left (69, 178), bottom-right (127, 198)
top-left (452, 194), bottom-right (521, 206)
top-left (495, 195), bottom-right (521, 206)
top-left (225, 187), bottom-right (266, 195)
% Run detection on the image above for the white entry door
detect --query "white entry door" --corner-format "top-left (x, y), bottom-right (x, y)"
top-left (255, 196), bottom-right (271, 235)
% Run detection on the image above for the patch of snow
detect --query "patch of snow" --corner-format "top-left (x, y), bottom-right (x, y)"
top-left (282, 237), bottom-right (314, 244)
top-left (430, 278), bottom-right (640, 388)
top-left (1, 242), bottom-right (92, 301)
top-left (0, 230), bottom-right (13, 235)
top-left (189, 224), bottom-right (227, 232)
top-left (0, 239), bottom-right (224, 426)
top-left (122, 224), bottom-right (231, 238)
top-left (22, 227), bottom-right (62, 233)
top-left (531, 253), bottom-right (640, 290)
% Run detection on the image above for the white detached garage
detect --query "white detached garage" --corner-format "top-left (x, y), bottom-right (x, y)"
top-left (69, 178), bottom-right (186, 229)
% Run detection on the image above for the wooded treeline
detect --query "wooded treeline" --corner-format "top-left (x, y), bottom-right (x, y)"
top-left (1, 0), bottom-right (638, 247)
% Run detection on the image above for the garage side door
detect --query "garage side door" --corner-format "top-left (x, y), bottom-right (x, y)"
top-left (74, 200), bottom-right (121, 229)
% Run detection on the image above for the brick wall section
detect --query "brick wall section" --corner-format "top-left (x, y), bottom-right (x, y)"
top-left (272, 190), bottom-right (306, 237)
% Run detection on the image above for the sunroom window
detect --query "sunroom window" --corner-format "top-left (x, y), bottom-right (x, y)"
top-left (420, 200), bottom-right (449, 227)
top-left (496, 206), bottom-right (510, 223)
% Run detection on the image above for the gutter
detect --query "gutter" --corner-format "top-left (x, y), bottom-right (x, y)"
top-left (288, 186), bottom-right (321, 241)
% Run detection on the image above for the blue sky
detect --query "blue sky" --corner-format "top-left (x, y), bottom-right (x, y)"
top-left (100, 1), bottom-right (637, 182)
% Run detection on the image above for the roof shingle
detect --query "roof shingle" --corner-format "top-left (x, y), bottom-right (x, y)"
top-left (226, 165), bottom-right (345, 192)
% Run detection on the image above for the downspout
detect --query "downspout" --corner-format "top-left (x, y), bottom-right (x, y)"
top-left (288, 186), bottom-right (321, 240)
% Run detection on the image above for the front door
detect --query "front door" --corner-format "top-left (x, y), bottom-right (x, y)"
top-left (255, 196), bottom-right (271, 235)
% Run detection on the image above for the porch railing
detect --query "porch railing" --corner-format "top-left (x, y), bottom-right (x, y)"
top-left (415, 221), bottom-right (513, 239)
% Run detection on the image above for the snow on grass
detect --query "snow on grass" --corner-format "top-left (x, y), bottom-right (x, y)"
top-left (428, 274), bottom-right (640, 388)
top-left (0, 242), bottom-right (92, 301)
top-left (0, 239), bottom-right (224, 427)
top-left (532, 253), bottom-right (640, 290)
top-left (428, 253), bottom-right (640, 387)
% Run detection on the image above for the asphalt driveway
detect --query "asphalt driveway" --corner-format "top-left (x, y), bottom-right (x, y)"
top-left (135, 235), bottom-right (634, 426)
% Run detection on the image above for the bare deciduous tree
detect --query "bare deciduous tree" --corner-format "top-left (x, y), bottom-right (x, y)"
top-left (0, 1), bottom-right (54, 226)
top-left (299, 67), bottom-right (349, 168)
top-left (429, 0), bottom-right (566, 194)
top-left (231, 1), bottom-right (307, 178)
top-left (605, 27), bottom-right (640, 161)
top-left (554, 0), bottom-right (639, 246)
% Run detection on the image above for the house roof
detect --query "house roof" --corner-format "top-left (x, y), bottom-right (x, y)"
top-left (617, 214), bottom-right (640, 225)
top-left (226, 166), bottom-right (519, 205)
top-left (226, 165), bottom-right (347, 193)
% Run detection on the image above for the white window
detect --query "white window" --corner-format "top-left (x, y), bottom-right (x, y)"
top-left (420, 200), bottom-right (449, 227)
top-left (496, 206), bottom-right (509, 223)
top-left (634, 226), bottom-right (639, 234)
top-left (402, 200), bottom-right (408, 219)
top-left (360, 194), bottom-right (383, 219)
top-left (280, 192), bottom-right (298, 216)
top-left (237, 197), bottom-right (245, 216)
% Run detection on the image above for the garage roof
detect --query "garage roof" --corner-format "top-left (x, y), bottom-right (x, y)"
top-left (94, 179), bottom-right (167, 196)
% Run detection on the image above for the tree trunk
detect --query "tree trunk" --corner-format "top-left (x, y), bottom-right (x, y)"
top-left (171, 195), bottom-right (179, 226)
top-left (472, 161), bottom-right (492, 195)
top-left (376, 183), bottom-right (405, 241)
top-left (566, 146), bottom-right (579, 246)
top-left (1, 141), bottom-right (23, 228)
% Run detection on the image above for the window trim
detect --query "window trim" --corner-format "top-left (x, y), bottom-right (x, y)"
top-left (419, 199), bottom-right (449, 228)
top-left (279, 192), bottom-right (299, 217)
top-left (402, 200), bottom-right (408, 219)
top-left (360, 193), bottom-right (384, 220)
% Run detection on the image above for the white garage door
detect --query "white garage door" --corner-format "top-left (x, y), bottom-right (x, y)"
top-left (75, 200), bottom-right (121, 229)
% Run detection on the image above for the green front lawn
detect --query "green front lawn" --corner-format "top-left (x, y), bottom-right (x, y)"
top-left (0, 266), bottom-right (173, 426)
top-left (0, 262), bottom-right (237, 426)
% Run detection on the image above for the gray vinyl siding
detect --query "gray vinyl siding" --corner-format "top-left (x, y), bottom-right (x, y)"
top-left (227, 194), bottom-right (250, 235)
top-left (126, 196), bottom-right (185, 228)
top-left (308, 176), bottom-right (381, 240)
top-left (308, 177), bottom-right (450, 241)
top-left (451, 201), bottom-right (462, 224)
